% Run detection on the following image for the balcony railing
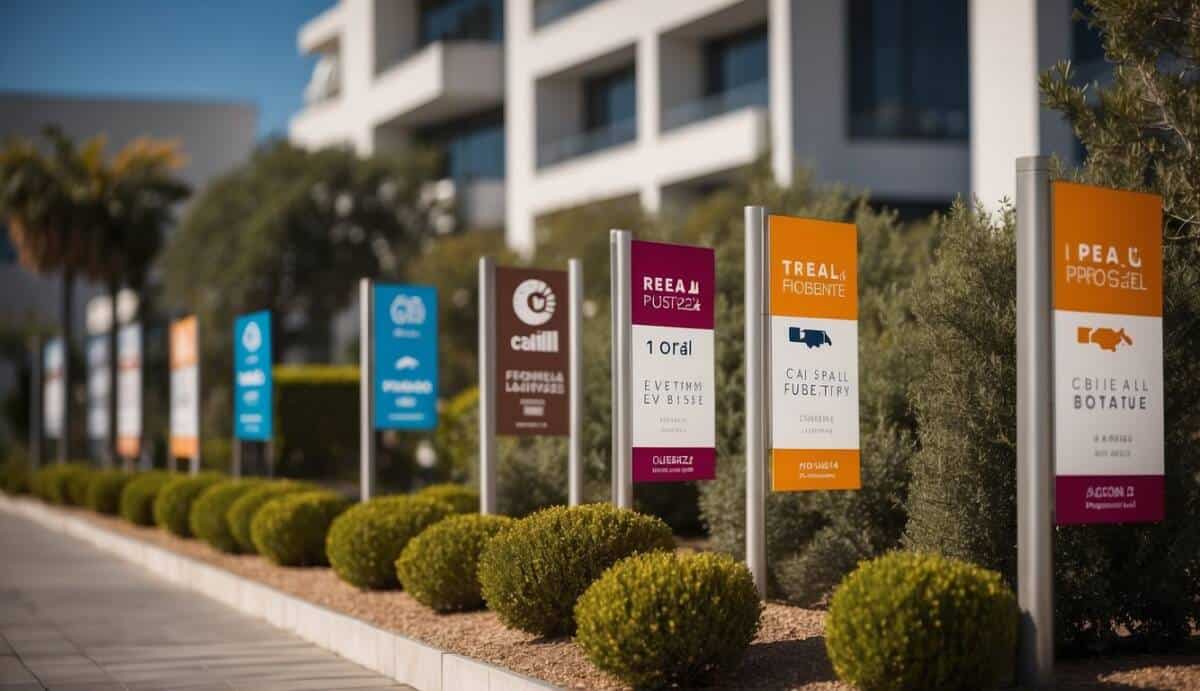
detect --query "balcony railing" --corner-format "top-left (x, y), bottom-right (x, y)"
top-left (537, 117), bottom-right (637, 168)
top-left (661, 79), bottom-right (768, 132)
top-left (534, 0), bottom-right (601, 28)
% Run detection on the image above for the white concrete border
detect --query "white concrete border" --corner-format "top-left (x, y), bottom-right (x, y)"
top-left (0, 496), bottom-right (557, 691)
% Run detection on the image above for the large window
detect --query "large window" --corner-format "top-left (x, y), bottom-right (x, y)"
top-left (533, 0), bottom-right (600, 28)
top-left (416, 108), bottom-right (505, 180)
top-left (703, 24), bottom-right (768, 97)
top-left (418, 0), bottom-right (503, 46)
top-left (584, 65), bottom-right (636, 132)
top-left (849, 0), bottom-right (968, 140)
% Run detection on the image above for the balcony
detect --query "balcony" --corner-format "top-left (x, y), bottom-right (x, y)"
top-left (657, 105), bottom-right (768, 185)
top-left (537, 117), bottom-right (636, 168)
top-left (289, 98), bottom-right (351, 151)
top-left (662, 79), bottom-right (767, 131)
top-left (367, 41), bottom-right (504, 129)
top-left (533, 0), bottom-right (601, 28)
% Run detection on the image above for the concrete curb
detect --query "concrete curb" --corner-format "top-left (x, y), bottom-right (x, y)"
top-left (0, 495), bottom-right (559, 691)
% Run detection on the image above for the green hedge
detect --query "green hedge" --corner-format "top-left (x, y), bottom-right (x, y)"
top-left (65, 466), bottom-right (95, 506)
top-left (85, 471), bottom-right (133, 515)
top-left (575, 552), bottom-right (762, 688)
top-left (226, 480), bottom-right (318, 553)
top-left (0, 454), bottom-right (30, 495)
top-left (251, 490), bottom-right (351, 566)
top-left (189, 479), bottom-right (264, 552)
top-left (478, 504), bottom-right (675, 637)
top-left (274, 366), bottom-right (357, 480)
top-left (326, 495), bottom-right (455, 590)
top-left (119, 472), bottom-right (172, 525)
top-left (32, 463), bottom-right (91, 505)
top-left (825, 551), bottom-right (1017, 690)
top-left (153, 474), bottom-right (224, 537)
top-left (417, 483), bottom-right (478, 514)
top-left (396, 513), bottom-right (514, 612)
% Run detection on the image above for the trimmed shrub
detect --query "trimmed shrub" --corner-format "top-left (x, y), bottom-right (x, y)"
top-left (189, 479), bottom-right (263, 553)
top-left (250, 490), bottom-right (350, 566)
top-left (29, 465), bottom-right (56, 501)
top-left (417, 483), bottom-right (478, 515)
top-left (396, 513), bottom-right (514, 612)
top-left (326, 495), bottom-right (455, 590)
top-left (1, 454), bottom-right (31, 495)
top-left (226, 480), bottom-right (318, 553)
top-left (119, 472), bottom-right (172, 525)
top-left (825, 551), bottom-right (1016, 691)
top-left (65, 466), bottom-right (96, 506)
top-left (85, 471), bottom-right (133, 515)
top-left (33, 464), bottom-right (91, 505)
top-left (575, 552), bottom-right (762, 688)
top-left (478, 504), bottom-right (675, 637)
top-left (153, 473), bottom-right (224, 537)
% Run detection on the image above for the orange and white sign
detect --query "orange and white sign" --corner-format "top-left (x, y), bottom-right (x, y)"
top-left (1052, 182), bottom-right (1163, 524)
top-left (116, 323), bottom-right (142, 458)
top-left (170, 316), bottom-right (200, 460)
top-left (768, 215), bottom-right (860, 491)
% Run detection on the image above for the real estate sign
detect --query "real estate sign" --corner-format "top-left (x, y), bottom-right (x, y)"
top-left (496, 267), bottom-right (569, 436)
top-left (170, 316), bottom-right (200, 460)
top-left (116, 323), bottom-right (142, 458)
top-left (373, 284), bottom-right (438, 430)
top-left (629, 240), bottom-right (715, 482)
top-left (1052, 182), bottom-right (1164, 524)
top-left (42, 338), bottom-right (64, 439)
top-left (234, 311), bottom-right (273, 441)
top-left (768, 215), bottom-right (860, 491)
top-left (86, 335), bottom-right (109, 444)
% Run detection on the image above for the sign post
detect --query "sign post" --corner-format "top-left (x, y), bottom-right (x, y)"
top-left (29, 335), bottom-right (42, 469)
top-left (568, 259), bottom-right (584, 506)
top-left (86, 334), bottom-right (110, 466)
top-left (116, 323), bottom-right (143, 472)
top-left (170, 316), bottom-right (201, 475)
top-left (479, 258), bottom-right (497, 514)
top-left (610, 230), bottom-right (633, 509)
top-left (744, 206), bottom-right (768, 596)
top-left (360, 280), bottom-right (376, 501)
top-left (234, 311), bottom-right (273, 476)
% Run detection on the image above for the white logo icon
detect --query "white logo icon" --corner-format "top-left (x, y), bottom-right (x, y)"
top-left (512, 279), bottom-right (556, 326)
top-left (390, 294), bottom-right (427, 326)
top-left (242, 321), bottom-right (262, 353)
top-left (394, 356), bottom-right (419, 371)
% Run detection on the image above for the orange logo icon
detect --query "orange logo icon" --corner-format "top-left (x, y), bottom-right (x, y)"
top-left (1077, 327), bottom-right (1132, 352)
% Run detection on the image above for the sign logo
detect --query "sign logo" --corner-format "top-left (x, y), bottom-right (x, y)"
top-left (1077, 326), bottom-right (1132, 352)
top-left (395, 355), bottom-right (420, 370)
top-left (788, 327), bottom-right (832, 349)
top-left (390, 294), bottom-right (427, 326)
top-left (512, 279), bottom-right (556, 326)
top-left (242, 321), bottom-right (262, 353)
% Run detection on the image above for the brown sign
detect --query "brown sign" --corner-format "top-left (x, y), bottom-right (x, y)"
top-left (496, 266), bottom-right (569, 436)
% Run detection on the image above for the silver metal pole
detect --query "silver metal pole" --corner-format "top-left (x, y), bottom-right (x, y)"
top-left (609, 239), bottom-right (618, 504)
top-left (359, 278), bottom-right (376, 502)
top-left (192, 315), bottom-right (202, 476)
top-left (232, 440), bottom-right (242, 479)
top-left (479, 258), bottom-right (497, 514)
top-left (568, 258), bottom-right (585, 506)
top-left (29, 335), bottom-right (41, 470)
top-left (1016, 155), bottom-right (1055, 688)
top-left (610, 230), bottom-right (633, 510)
top-left (745, 206), bottom-right (768, 598)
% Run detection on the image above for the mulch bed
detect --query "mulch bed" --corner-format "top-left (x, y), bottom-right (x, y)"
top-left (46, 504), bottom-right (1200, 690)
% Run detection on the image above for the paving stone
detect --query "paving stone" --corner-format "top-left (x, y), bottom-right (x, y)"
top-left (0, 655), bottom-right (38, 684)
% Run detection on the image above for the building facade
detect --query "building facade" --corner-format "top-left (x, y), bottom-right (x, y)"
top-left (291, 0), bottom-right (1100, 250)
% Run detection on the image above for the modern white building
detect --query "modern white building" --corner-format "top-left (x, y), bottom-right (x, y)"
top-left (291, 0), bottom-right (1102, 250)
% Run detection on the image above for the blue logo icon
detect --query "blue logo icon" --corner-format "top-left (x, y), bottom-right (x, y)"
top-left (788, 327), bottom-right (832, 349)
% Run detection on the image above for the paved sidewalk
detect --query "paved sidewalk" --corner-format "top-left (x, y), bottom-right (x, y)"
top-left (0, 510), bottom-right (414, 691)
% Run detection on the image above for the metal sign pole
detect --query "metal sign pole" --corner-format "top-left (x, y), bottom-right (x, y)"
top-left (609, 230), bottom-right (633, 510)
top-left (360, 278), bottom-right (377, 502)
top-left (192, 315), bottom-right (202, 476)
top-left (1016, 155), bottom-right (1055, 688)
top-left (745, 206), bottom-right (768, 597)
top-left (479, 258), bottom-right (497, 514)
top-left (232, 440), bottom-right (242, 478)
top-left (29, 335), bottom-right (41, 470)
top-left (568, 258), bottom-right (585, 506)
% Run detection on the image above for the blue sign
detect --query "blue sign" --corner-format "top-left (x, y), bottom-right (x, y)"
top-left (234, 310), bottom-right (273, 440)
top-left (374, 284), bottom-right (438, 430)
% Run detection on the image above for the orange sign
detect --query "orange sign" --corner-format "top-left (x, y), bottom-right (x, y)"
top-left (768, 215), bottom-right (860, 491)
top-left (170, 316), bottom-right (200, 460)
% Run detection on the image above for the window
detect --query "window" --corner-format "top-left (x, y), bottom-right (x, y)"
top-left (533, 0), bottom-right (600, 29)
top-left (849, 0), bottom-right (969, 140)
top-left (703, 24), bottom-right (768, 96)
top-left (416, 108), bottom-right (505, 180)
top-left (418, 0), bottom-right (503, 46)
top-left (584, 65), bottom-right (636, 132)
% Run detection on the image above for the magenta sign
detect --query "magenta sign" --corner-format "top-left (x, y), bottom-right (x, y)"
top-left (630, 240), bottom-right (716, 483)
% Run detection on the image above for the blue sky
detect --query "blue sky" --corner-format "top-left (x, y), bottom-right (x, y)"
top-left (0, 0), bottom-right (335, 139)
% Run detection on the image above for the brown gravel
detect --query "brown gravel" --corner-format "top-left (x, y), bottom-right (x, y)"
top-left (51, 505), bottom-right (1200, 690)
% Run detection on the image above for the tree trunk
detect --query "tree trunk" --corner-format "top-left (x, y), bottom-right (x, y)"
top-left (59, 267), bottom-right (73, 464)
top-left (107, 278), bottom-right (119, 469)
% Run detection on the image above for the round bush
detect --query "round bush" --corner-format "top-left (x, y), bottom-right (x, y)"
top-left (119, 472), bottom-right (172, 525)
top-left (226, 480), bottom-right (318, 553)
top-left (396, 513), bottom-right (514, 612)
top-left (64, 466), bottom-right (95, 506)
top-left (326, 495), bottom-right (455, 590)
top-left (575, 552), bottom-right (762, 688)
top-left (825, 551), bottom-right (1017, 691)
top-left (153, 473), bottom-right (224, 537)
top-left (251, 491), bottom-right (351, 566)
top-left (1, 455), bottom-right (31, 495)
top-left (34, 464), bottom-right (91, 505)
top-left (189, 479), bottom-right (263, 552)
top-left (478, 504), bottom-right (675, 637)
top-left (29, 465), bottom-right (58, 502)
top-left (85, 471), bottom-right (133, 515)
top-left (417, 483), bottom-right (478, 514)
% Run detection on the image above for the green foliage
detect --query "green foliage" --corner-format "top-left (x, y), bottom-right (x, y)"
top-left (152, 473), bottom-right (224, 537)
top-left (574, 552), bottom-right (762, 688)
top-left (326, 495), bottom-right (455, 589)
top-left (396, 513), bottom-right (514, 612)
top-left (85, 471), bottom-right (132, 515)
top-left (64, 466), bottom-right (94, 506)
top-left (250, 490), bottom-right (350, 566)
top-left (119, 471), bottom-right (172, 525)
top-left (825, 551), bottom-right (1016, 691)
top-left (226, 480), bottom-right (318, 553)
top-left (32, 463), bottom-right (91, 505)
top-left (188, 479), bottom-right (263, 553)
top-left (274, 366), bottom-right (358, 481)
top-left (477, 504), bottom-right (675, 637)
top-left (416, 483), bottom-right (478, 514)
top-left (0, 452), bottom-right (30, 494)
